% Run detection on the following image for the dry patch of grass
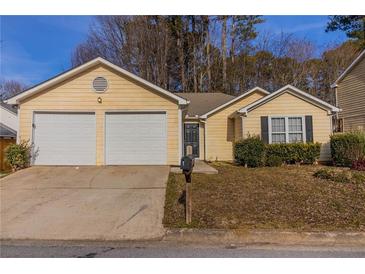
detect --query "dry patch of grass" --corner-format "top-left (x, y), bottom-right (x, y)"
top-left (163, 163), bottom-right (365, 231)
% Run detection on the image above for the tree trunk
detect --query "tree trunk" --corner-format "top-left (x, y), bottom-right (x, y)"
top-left (177, 20), bottom-right (186, 92)
top-left (230, 16), bottom-right (236, 64)
top-left (221, 16), bottom-right (227, 92)
top-left (206, 18), bottom-right (211, 92)
top-left (192, 17), bottom-right (198, 93)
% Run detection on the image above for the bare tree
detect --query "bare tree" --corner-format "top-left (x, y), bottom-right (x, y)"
top-left (0, 80), bottom-right (27, 100)
top-left (70, 16), bottom-right (361, 101)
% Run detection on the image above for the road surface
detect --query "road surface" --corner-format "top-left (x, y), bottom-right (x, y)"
top-left (1, 241), bottom-right (365, 258)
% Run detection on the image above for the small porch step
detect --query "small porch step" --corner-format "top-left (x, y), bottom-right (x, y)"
top-left (170, 160), bottom-right (218, 174)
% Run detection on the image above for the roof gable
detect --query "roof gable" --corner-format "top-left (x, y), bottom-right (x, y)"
top-left (238, 85), bottom-right (340, 114)
top-left (331, 49), bottom-right (365, 87)
top-left (178, 92), bottom-right (235, 117)
top-left (200, 87), bottom-right (269, 118)
top-left (6, 57), bottom-right (189, 105)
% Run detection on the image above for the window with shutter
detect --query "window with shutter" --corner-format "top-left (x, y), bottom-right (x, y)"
top-left (268, 116), bottom-right (306, 144)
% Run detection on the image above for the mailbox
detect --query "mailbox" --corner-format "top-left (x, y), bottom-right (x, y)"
top-left (180, 155), bottom-right (194, 172)
top-left (180, 155), bottom-right (195, 183)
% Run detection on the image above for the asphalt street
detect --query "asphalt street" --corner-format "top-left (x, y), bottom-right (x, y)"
top-left (1, 241), bottom-right (365, 258)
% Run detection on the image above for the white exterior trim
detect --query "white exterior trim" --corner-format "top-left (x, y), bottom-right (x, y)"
top-left (331, 49), bottom-right (365, 88)
top-left (6, 57), bottom-right (189, 106)
top-left (200, 87), bottom-right (270, 119)
top-left (241, 116), bottom-right (245, 139)
top-left (178, 107), bottom-right (182, 161)
top-left (16, 106), bottom-right (20, 143)
top-left (200, 120), bottom-right (207, 161)
top-left (238, 85), bottom-right (340, 114)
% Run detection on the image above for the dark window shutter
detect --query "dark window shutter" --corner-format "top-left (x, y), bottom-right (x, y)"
top-left (261, 116), bottom-right (269, 144)
top-left (305, 115), bottom-right (313, 143)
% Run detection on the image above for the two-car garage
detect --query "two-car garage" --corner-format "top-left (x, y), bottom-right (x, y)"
top-left (32, 112), bottom-right (168, 166)
top-left (8, 58), bottom-right (187, 166)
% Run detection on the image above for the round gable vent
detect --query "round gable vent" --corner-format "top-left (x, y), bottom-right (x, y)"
top-left (93, 77), bottom-right (108, 92)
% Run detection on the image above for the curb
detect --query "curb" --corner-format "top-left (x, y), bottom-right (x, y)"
top-left (163, 229), bottom-right (365, 247)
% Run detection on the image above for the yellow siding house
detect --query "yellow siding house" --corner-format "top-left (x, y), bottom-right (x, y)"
top-left (7, 57), bottom-right (340, 165)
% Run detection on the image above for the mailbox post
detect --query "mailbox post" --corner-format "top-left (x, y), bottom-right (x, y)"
top-left (180, 155), bottom-right (194, 224)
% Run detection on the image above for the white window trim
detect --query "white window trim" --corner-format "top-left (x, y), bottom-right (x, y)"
top-left (268, 116), bottom-right (306, 144)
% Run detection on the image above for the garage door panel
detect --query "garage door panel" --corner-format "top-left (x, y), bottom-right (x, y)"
top-left (33, 113), bottom-right (96, 165)
top-left (105, 113), bottom-right (167, 165)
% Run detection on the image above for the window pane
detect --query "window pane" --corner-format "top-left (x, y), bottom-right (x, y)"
top-left (289, 117), bottom-right (302, 132)
top-left (289, 133), bottom-right (303, 143)
top-left (272, 118), bottom-right (285, 132)
top-left (272, 133), bottom-right (286, 144)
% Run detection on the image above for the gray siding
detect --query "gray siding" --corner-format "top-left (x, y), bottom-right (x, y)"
top-left (337, 56), bottom-right (365, 131)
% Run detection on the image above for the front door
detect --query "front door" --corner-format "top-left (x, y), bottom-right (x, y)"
top-left (184, 123), bottom-right (199, 158)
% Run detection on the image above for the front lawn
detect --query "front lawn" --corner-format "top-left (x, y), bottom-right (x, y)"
top-left (0, 171), bottom-right (11, 179)
top-left (163, 163), bottom-right (365, 231)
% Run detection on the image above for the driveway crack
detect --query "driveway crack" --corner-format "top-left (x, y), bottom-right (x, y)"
top-left (116, 204), bottom-right (148, 229)
top-left (88, 168), bottom-right (104, 188)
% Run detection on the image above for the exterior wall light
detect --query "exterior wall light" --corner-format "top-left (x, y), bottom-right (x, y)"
top-left (97, 97), bottom-right (102, 104)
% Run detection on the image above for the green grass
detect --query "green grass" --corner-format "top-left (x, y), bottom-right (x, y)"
top-left (0, 171), bottom-right (11, 179)
top-left (163, 162), bottom-right (365, 231)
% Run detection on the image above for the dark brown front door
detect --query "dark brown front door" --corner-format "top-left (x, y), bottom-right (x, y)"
top-left (184, 123), bottom-right (199, 158)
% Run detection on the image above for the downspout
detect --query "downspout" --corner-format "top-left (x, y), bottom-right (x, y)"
top-left (333, 84), bottom-right (339, 132)
top-left (200, 119), bottom-right (207, 161)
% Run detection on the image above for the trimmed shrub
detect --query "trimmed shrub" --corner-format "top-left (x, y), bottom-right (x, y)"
top-left (235, 138), bottom-right (321, 167)
top-left (5, 140), bottom-right (32, 171)
top-left (234, 136), bottom-right (265, 167)
top-left (352, 159), bottom-right (365, 171)
top-left (265, 143), bottom-right (321, 164)
top-left (265, 155), bottom-right (283, 167)
top-left (330, 131), bottom-right (365, 167)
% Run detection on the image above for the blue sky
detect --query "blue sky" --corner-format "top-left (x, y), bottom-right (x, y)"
top-left (0, 15), bottom-right (347, 86)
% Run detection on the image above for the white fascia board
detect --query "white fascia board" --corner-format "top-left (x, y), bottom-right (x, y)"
top-left (199, 87), bottom-right (270, 119)
top-left (238, 84), bottom-right (340, 114)
top-left (6, 57), bottom-right (189, 106)
top-left (331, 49), bottom-right (365, 86)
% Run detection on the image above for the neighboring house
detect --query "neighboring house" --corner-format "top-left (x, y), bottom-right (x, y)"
top-left (0, 102), bottom-right (18, 133)
top-left (6, 57), bottom-right (339, 166)
top-left (331, 49), bottom-right (365, 132)
top-left (0, 102), bottom-right (18, 171)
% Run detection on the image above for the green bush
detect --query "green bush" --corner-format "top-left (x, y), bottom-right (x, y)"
top-left (314, 168), bottom-right (365, 184)
top-left (330, 131), bottom-right (365, 167)
top-left (234, 136), bottom-right (265, 167)
top-left (265, 143), bottom-right (321, 164)
top-left (235, 137), bottom-right (321, 167)
top-left (265, 155), bottom-right (283, 167)
top-left (313, 168), bottom-right (334, 180)
top-left (5, 140), bottom-right (32, 171)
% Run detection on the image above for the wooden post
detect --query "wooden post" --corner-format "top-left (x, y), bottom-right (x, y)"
top-left (186, 179), bottom-right (192, 224)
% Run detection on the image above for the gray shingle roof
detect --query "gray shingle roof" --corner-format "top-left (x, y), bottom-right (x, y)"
top-left (0, 101), bottom-right (18, 114)
top-left (0, 123), bottom-right (16, 138)
top-left (178, 92), bottom-right (235, 117)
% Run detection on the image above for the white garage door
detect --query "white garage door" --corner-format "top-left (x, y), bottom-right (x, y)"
top-left (33, 112), bottom-right (96, 165)
top-left (105, 112), bottom-right (167, 165)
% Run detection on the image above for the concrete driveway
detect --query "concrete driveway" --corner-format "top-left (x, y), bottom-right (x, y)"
top-left (0, 166), bottom-right (169, 241)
